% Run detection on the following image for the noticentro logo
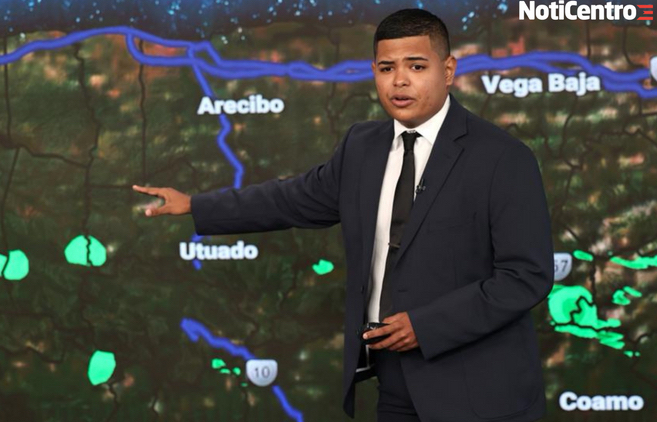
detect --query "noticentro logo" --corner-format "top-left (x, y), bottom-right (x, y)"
top-left (519, 1), bottom-right (653, 21)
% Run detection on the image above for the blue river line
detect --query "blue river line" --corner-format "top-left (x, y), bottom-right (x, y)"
top-left (1, 27), bottom-right (653, 202)
top-left (180, 318), bottom-right (304, 422)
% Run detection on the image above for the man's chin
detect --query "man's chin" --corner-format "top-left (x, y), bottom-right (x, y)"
top-left (388, 112), bottom-right (422, 128)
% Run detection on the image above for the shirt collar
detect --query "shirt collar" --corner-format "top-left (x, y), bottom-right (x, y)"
top-left (392, 94), bottom-right (451, 150)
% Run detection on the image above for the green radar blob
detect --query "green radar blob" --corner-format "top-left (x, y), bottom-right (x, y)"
top-left (610, 254), bottom-right (657, 270)
top-left (548, 284), bottom-right (626, 350)
top-left (87, 350), bottom-right (116, 386)
top-left (573, 250), bottom-right (593, 261)
top-left (312, 259), bottom-right (334, 275)
top-left (65, 235), bottom-right (107, 267)
top-left (0, 250), bottom-right (29, 281)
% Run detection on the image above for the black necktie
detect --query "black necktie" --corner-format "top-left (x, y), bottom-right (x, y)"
top-left (379, 131), bottom-right (419, 321)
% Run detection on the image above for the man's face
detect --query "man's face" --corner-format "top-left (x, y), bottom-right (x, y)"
top-left (371, 35), bottom-right (456, 128)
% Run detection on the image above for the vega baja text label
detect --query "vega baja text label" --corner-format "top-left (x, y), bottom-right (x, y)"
top-left (481, 72), bottom-right (601, 97)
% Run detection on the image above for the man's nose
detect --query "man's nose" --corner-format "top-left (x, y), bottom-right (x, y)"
top-left (393, 69), bottom-right (409, 86)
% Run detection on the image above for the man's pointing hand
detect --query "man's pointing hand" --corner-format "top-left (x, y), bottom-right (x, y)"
top-left (132, 185), bottom-right (191, 217)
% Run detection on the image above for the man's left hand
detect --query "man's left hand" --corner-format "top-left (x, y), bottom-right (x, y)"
top-left (364, 312), bottom-right (419, 352)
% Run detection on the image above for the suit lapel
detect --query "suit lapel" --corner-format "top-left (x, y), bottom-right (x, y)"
top-left (358, 96), bottom-right (469, 293)
top-left (390, 96), bottom-right (468, 270)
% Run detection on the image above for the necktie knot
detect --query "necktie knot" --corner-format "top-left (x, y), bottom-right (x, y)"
top-left (401, 131), bottom-right (420, 152)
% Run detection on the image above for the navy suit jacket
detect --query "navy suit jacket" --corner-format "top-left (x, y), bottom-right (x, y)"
top-left (190, 94), bottom-right (554, 421)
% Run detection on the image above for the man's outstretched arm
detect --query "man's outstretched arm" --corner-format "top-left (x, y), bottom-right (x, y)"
top-left (133, 124), bottom-right (355, 235)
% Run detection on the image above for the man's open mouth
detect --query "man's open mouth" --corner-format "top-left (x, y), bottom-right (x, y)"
top-left (390, 96), bottom-right (415, 107)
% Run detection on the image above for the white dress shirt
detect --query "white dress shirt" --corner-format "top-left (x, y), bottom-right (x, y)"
top-left (366, 95), bottom-right (451, 323)
top-left (356, 96), bottom-right (452, 372)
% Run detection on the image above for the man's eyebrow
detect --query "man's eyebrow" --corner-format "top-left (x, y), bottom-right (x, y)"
top-left (404, 56), bottom-right (429, 62)
top-left (376, 56), bottom-right (429, 65)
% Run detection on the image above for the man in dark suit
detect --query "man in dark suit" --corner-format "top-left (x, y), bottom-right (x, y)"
top-left (134, 8), bottom-right (553, 422)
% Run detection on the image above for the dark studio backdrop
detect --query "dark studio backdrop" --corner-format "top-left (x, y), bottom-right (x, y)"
top-left (0, 0), bottom-right (655, 421)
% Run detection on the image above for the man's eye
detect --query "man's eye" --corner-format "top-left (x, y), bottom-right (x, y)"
top-left (379, 67), bottom-right (392, 72)
top-left (411, 64), bottom-right (425, 70)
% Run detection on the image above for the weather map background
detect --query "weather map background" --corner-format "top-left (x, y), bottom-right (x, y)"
top-left (0, 0), bottom-right (655, 421)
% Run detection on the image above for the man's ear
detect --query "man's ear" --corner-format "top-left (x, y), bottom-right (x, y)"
top-left (444, 55), bottom-right (457, 86)
top-left (371, 61), bottom-right (376, 75)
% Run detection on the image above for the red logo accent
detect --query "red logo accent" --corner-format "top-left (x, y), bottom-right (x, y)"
top-left (638, 5), bottom-right (653, 21)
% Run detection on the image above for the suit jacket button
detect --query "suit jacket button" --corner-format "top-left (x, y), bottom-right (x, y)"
top-left (359, 286), bottom-right (364, 293)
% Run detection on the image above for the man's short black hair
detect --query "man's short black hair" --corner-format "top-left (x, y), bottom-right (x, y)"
top-left (373, 9), bottom-right (451, 59)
